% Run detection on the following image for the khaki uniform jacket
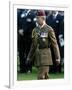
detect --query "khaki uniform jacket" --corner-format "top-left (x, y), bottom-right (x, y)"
top-left (27, 24), bottom-right (60, 66)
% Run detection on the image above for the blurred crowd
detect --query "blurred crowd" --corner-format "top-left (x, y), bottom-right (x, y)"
top-left (17, 9), bottom-right (64, 73)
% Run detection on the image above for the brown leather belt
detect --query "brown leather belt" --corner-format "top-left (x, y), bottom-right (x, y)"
top-left (39, 47), bottom-right (50, 49)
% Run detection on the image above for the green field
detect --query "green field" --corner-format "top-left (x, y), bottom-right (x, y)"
top-left (17, 67), bottom-right (64, 81)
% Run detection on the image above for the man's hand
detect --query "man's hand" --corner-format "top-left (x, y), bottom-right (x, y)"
top-left (56, 59), bottom-right (60, 66)
top-left (19, 29), bottom-right (24, 36)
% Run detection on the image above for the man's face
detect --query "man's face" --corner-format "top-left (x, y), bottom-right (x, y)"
top-left (36, 16), bottom-right (43, 26)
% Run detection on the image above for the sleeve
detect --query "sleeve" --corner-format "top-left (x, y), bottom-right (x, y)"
top-left (27, 29), bottom-right (37, 61)
top-left (48, 27), bottom-right (60, 60)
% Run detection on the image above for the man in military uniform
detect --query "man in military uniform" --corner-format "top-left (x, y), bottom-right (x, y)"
top-left (27, 10), bottom-right (60, 79)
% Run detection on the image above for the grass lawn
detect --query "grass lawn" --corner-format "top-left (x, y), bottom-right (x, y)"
top-left (17, 67), bottom-right (64, 81)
